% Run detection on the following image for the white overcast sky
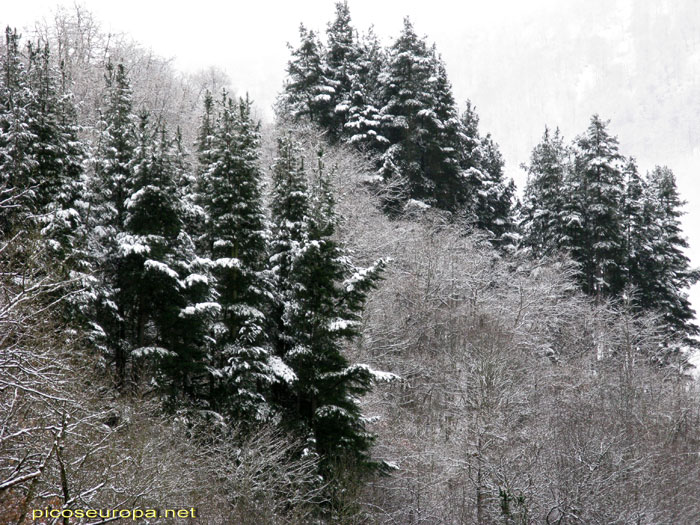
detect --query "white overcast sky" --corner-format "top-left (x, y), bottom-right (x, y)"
top-left (3, 0), bottom-right (700, 322)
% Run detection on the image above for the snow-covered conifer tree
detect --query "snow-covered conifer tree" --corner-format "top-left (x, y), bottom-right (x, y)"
top-left (323, 1), bottom-right (360, 141)
top-left (620, 158), bottom-right (648, 292)
top-left (278, 25), bottom-right (332, 128)
top-left (119, 116), bottom-right (207, 400)
top-left (25, 41), bottom-right (86, 271)
top-left (344, 26), bottom-right (387, 152)
top-left (640, 166), bottom-right (699, 345)
top-left (269, 137), bottom-right (384, 475)
top-left (0, 28), bottom-right (38, 234)
top-left (87, 61), bottom-right (138, 387)
top-left (196, 93), bottom-right (276, 421)
top-left (456, 100), bottom-right (515, 244)
top-left (377, 18), bottom-right (440, 206)
top-left (566, 115), bottom-right (626, 299)
top-left (520, 127), bottom-right (570, 256)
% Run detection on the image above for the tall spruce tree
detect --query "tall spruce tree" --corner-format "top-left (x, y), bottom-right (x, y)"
top-left (186, 91), bottom-right (215, 252)
top-left (269, 136), bottom-right (384, 475)
top-left (278, 25), bottom-right (331, 127)
top-left (620, 158), bottom-right (648, 292)
top-left (196, 92), bottom-right (276, 421)
top-left (0, 31), bottom-right (86, 270)
top-left (0, 27), bottom-right (38, 234)
top-left (323, 0), bottom-right (360, 141)
top-left (640, 166), bottom-right (699, 345)
top-left (457, 100), bottom-right (515, 243)
top-left (88, 61), bottom-right (138, 387)
top-left (120, 117), bottom-right (207, 401)
top-left (520, 126), bottom-right (570, 256)
top-left (25, 40), bottom-right (86, 270)
top-left (378, 17), bottom-right (441, 206)
top-left (344, 26), bottom-right (387, 151)
top-left (423, 53), bottom-right (463, 211)
top-left (566, 115), bottom-right (626, 299)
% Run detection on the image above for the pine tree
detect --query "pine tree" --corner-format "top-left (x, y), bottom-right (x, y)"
top-left (91, 62), bottom-right (136, 235)
top-left (278, 25), bottom-right (331, 127)
top-left (0, 27), bottom-right (38, 234)
top-left (0, 31), bottom-right (86, 264)
top-left (566, 115), bottom-right (626, 299)
top-left (640, 166), bottom-right (699, 345)
top-left (457, 100), bottom-right (515, 243)
top-left (344, 26), bottom-right (387, 152)
top-left (189, 90), bottom-right (215, 253)
top-left (172, 125), bottom-right (200, 236)
top-left (620, 158), bottom-right (648, 292)
top-left (423, 53), bottom-right (463, 211)
top-left (120, 116), bottom-right (207, 400)
top-left (269, 137), bottom-right (384, 475)
top-left (268, 136), bottom-right (311, 371)
top-left (197, 92), bottom-right (276, 421)
top-left (378, 17), bottom-right (440, 206)
top-left (25, 40), bottom-right (86, 269)
top-left (322, 1), bottom-right (360, 141)
top-left (520, 126), bottom-right (570, 256)
top-left (88, 61), bottom-right (138, 387)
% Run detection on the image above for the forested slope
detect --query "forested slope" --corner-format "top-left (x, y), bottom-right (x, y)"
top-left (1, 4), bottom-right (699, 524)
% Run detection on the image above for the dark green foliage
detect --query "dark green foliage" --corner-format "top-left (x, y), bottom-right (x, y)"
top-left (0, 28), bottom-right (39, 233)
top-left (92, 62), bottom-right (135, 233)
top-left (457, 101), bottom-right (516, 244)
top-left (344, 27), bottom-right (387, 151)
top-left (269, 136), bottom-right (384, 475)
top-left (122, 116), bottom-right (207, 400)
top-left (88, 61), bottom-right (138, 387)
top-left (620, 158), bottom-right (648, 291)
top-left (522, 116), bottom-right (698, 348)
top-left (520, 126), bottom-right (570, 256)
top-left (0, 29), bottom-right (87, 306)
top-left (196, 92), bottom-right (276, 421)
top-left (567, 114), bottom-right (626, 298)
top-left (323, 0), bottom-right (360, 141)
top-left (278, 25), bottom-right (330, 127)
top-left (378, 18), bottom-right (444, 205)
top-left (637, 166), bottom-right (699, 345)
top-left (278, 8), bottom-right (516, 236)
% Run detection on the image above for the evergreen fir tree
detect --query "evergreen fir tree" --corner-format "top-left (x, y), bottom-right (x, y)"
top-left (344, 26), bottom-right (387, 152)
top-left (120, 116), bottom-right (207, 400)
top-left (197, 92), bottom-right (277, 421)
top-left (0, 27), bottom-right (38, 234)
top-left (189, 90), bottom-right (215, 253)
top-left (566, 115), bottom-right (626, 299)
top-left (423, 53), bottom-right (463, 211)
top-left (520, 126), bottom-right (570, 256)
top-left (640, 166), bottom-right (699, 345)
top-left (323, 1), bottom-right (360, 141)
top-left (378, 17), bottom-right (440, 206)
top-left (268, 135), bottom-right (311, 368)
top-left (25, 40), bottom-right (86, 268)
top-left (522, 117), bottom-right (698, 349)
top-left (278, 25), bottom-right (332, 127)
top-left (91, 62), bottom-right (136, 234)
top-left (456, 100), bottom-right (515, 244)
top-left (620, 158), bottom-right (648, 292)
top-left (88, 61), bottom-right (138, 388)
top-left (269, 137), bottom-right (384, 475)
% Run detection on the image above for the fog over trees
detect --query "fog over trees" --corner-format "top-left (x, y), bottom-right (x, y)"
top-left (1, 3), bottom-right (700, 524)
